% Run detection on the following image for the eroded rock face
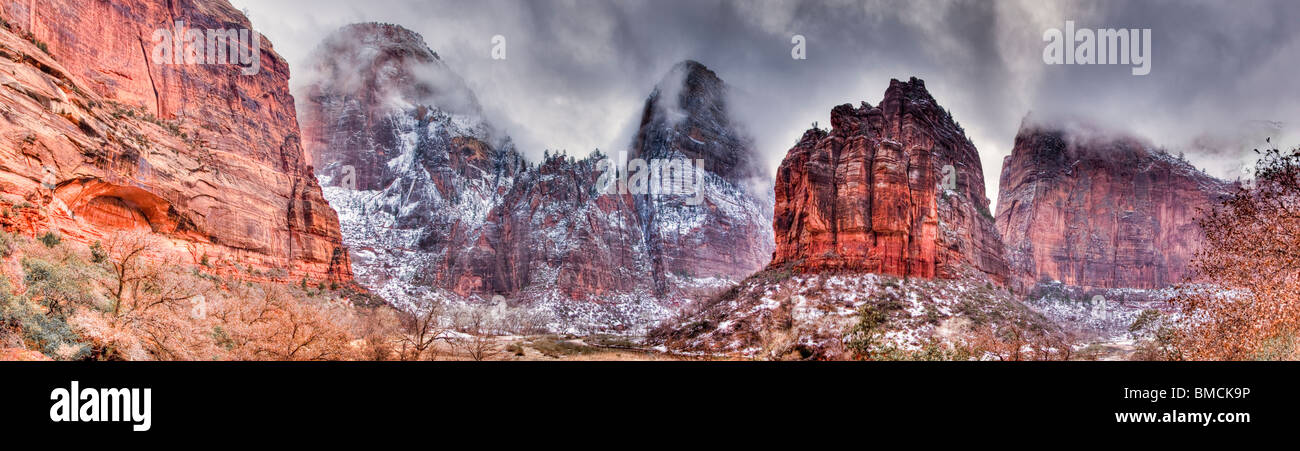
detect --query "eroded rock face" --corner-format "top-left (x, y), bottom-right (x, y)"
top-left (771, 78), bottom-right (1007, 283)
top-left (0, 0), bottom-right (350, 282)
top-left (484, 152), bottom-right (651, 297)
top-left (995, 121), bottom-right (1231, 291)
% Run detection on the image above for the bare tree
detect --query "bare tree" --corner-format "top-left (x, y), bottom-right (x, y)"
top-left (358, 306), bottom-right (400, 361)
top-left (238, 286), bottom-right (351, 361)
top-left (399, 299), bottom-right (449, 361)
top-left (78, 231), bottom-right (207, 360)
top-left (452, 306), bottom-right (502, 361)
top-left (98, 231), bottom-right (196, 321)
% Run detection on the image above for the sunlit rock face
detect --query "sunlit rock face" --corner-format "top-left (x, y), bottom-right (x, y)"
top-left (0, 0), bottom-right (350, 282)
top-left (772, 78), bottom-right (1008, 284)
top-left (995, 119), bottom-right (1232, 291)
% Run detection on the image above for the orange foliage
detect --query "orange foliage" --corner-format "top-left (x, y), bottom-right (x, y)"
top-left (1168, 147), bottom-right (1300, 360)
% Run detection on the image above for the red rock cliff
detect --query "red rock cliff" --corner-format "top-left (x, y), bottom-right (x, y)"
top-left (0, 0), bottom-right (350, 282)
top-left (995, 120), bottom-right (1230, 291)
top-left (771, 78), bottom-right (1008, 283)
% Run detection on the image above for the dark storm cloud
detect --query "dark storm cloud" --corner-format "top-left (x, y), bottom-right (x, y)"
top-left (231, 0), bottom-right (1300, 205)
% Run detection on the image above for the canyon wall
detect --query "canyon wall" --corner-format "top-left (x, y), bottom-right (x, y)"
top-left (0, 0), bottom-right (350, 281)
top-left (995, 120), bottom-right (1231, 291)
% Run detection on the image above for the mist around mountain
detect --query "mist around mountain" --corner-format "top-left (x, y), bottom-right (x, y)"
top-left (300, 25), bottom-right (773, 334)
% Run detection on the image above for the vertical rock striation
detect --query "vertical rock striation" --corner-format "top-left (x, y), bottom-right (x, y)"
top-left (771, 77), bottom-right (1007, 283)
top-left (0, 0), bottom-right (350, 282)
top-left (995, 119), bottom-right (1232, 291)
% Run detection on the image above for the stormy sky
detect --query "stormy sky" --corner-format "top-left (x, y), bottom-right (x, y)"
top-left (230, 0), bottom-right (1300, 208)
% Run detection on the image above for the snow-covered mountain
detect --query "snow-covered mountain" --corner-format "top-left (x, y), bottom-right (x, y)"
top-left (299, 24), bottom-right (772, 333)
top-left (299, 23), bottom-right (522, 311)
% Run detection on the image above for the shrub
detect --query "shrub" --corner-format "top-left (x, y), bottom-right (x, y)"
top-left (23, 256), bottom-right (101, 317)
top-left (528, 336), bottom-right (596, 358)
top-left (89, 241), bottom-right (106, 264)
top-left (38, 231), bottom-right (61, 248)
top-left (1129, 309), bottom-right (1162, 334)
top-left (844, 303), bottom-right (891, 359)
top-left (0, 230), bottom-right (16, 257)
top-left (0, 280), bottom-right (87, 360)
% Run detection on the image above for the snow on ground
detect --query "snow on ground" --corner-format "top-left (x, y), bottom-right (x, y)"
top-left (654, 269), bottom-right (1047, 359)
top-left (318, 98), bottom-right (770, 336)
top-left (1022, 281), bottom-right (1181, 353)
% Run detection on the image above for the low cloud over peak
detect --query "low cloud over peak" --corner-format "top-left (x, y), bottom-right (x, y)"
top-left (233, 0), bottom-right (1300, 206)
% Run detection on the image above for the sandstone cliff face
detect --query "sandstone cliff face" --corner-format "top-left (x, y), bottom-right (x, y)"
top-left (301, 26), bottom-right (770, 331)
top-left (771, 78), bottom-right (1007, 283)
top-left (484, 153), bottom-right (646, 299)
top-left (995, 121), bottom-right (1231, 291)
top-left (0, 0), bottom-right (349, 282)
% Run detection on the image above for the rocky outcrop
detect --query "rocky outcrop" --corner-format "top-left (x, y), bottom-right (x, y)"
top-left (771, 78), bottom-right (1007, 283)
top-left (995, 119), bottom-right (1231, 291)
top-left (483, 152), bottom-right (646, 298)
top-left (0, 0), bottom-right (350, 282)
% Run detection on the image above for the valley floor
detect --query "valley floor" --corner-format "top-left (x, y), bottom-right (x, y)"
top-left (414, 335), bottom-right (708, 361)
top-left (420, 331), bottom-right (1151, 361)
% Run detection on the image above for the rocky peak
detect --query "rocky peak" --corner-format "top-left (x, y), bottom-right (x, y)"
top-left (626, 60), bottom-right (774, 295)
top-left (645, 60), bottom-right (724, 123)
top-left (300, 23), bottom-right (496, 192)
top-left (633, 60), bottom-right (761, 184)
top-left (883, 77), bottom-right (931, 102)
top-left (301, 23), bottom-right (481, 118)
top-left (300, 23), bottom-right (525, 307)
top-left (771, 77), bottom-right (1008, 283)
